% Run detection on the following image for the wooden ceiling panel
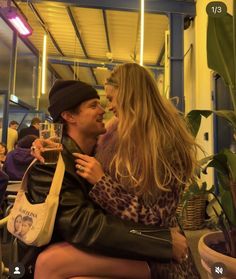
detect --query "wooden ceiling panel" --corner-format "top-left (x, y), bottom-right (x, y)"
top-left (106, 10), bottom-right (139, 62)
top-left (71, 66), bottom-right (95, 85)
top-left (15, 1), bottom-right (168, 87)
top-left (34, 2), bottom-right (84, 57)
top-left (93, 68), bottom-right (111, 85)
top-left (72, 7), bottom-right (108, 59)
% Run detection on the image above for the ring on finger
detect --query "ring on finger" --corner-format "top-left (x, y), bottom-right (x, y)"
top-left (77, 164), bottom-right (84, 172)
top-left (31, 146), bottom-right (36, 152)
top-left (185, 254), bottom-right (188, 260)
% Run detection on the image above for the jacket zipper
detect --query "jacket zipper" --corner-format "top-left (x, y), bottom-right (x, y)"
top-left (130, 229), bottom-right (172, 244)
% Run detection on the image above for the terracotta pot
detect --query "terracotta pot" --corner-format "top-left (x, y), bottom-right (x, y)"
top-left (198, 231), bottom-right (236, 278)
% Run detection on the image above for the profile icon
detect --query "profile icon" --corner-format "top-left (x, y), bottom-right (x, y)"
top-left (14, 266), bottom-right (21, 274)
top-left (9, 262), bottom-right (25, 278)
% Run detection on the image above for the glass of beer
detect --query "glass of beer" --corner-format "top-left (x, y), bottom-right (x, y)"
top-left (39, 123), bottom-right (63, 164)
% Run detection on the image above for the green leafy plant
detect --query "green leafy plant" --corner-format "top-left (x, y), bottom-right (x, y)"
top-left (182, 10), bottom-right (236, 258)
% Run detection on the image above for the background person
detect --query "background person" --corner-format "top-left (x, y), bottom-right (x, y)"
top-left (3, 135), bottom-right (37, 181)
top-left (18, 117), bottom-right (41, 141)
top-left (0, 142), bottom-right (7, 169)
top-left (25, 80), bottom-right (187, 279)
top-left (0, 120), bottom-right (19, 152)
top-left (7, 120), bottom-right (19, 151)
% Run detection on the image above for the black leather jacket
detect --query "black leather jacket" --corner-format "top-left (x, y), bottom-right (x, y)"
top-left (27, 135), bottom-right (172, 261)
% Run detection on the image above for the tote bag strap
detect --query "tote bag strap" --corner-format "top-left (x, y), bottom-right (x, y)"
top-left (20, 158), bottom-right (38, 191)
top-left (20, 153), bottom-right (65, 195)
top-left (48, 153), bottom-right (65, 196)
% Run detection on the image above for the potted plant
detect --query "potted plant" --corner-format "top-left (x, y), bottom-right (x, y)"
top-left (177, 110), bottom-right (212, 230)
top-left (198, 148), bottom-right (236, 278)
top-left (193, 7), bottom-right (236, 278)
top-left (179, 5), bottom-right (236, 277)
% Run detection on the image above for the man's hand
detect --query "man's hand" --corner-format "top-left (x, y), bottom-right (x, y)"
top-left (170, 227), bottom-right (189, 263)
top-left (73, 153), bottom-right (105, 184)
top-left (31, 139), bottom-right (63, 163)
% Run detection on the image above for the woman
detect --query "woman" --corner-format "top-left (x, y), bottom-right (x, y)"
top-left (35, 63), bottom-right (200, 278)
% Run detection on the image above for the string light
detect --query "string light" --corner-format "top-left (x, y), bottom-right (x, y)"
top-left (140, 0), bottom-right (145, 66)
top-left (41, 34), bottom-right (47, 94)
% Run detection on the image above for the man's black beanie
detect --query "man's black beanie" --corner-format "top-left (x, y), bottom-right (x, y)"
top-left (48, 80), bottom-right (100, 121)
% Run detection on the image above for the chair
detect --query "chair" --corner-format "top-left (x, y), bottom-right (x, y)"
top-left (0, 216), bottom-right (9, 276)
top-left (0, 174), bottom-right (19, 276)
top-left (1, 181), bottom-right (20, 243)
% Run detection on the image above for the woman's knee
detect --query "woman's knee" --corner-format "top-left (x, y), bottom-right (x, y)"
top-left (35, 248), bottom-right (56, 276)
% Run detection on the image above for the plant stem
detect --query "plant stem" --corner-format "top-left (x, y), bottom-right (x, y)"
top-left (210, 192), bottom-right (232, 228)
top-left (234, 1), bottom-right (236, 77)
top-left (230, 86), bottom-right (236, 112)
top-left (233, 0), bottom-right (236, 111)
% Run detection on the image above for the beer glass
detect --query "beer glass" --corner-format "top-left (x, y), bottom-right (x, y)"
top-left (39, 123), bottom-right (63, 164)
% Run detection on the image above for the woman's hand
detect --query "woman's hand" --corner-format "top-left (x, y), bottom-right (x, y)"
top-left (31, 139), bottom-right (63, 163)
top-left (170, 227), bottom-right (189, 263)
top-left (73, 153), bottom-right (105, 184)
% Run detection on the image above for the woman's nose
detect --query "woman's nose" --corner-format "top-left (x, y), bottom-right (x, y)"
top-left (108, 104), bottom-right (114, 112)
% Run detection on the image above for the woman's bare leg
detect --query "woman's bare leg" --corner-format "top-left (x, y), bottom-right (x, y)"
top-left (35, 242), bottom-right (150, 279)
top-left (69, 277), bottom-right (113, 279)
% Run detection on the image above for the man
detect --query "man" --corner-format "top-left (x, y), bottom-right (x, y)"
top-left (20, 80), bottom-right (187, 277)
top-left (18, 117), bottom-right (41, 141)
top-left (0, 120), bottom-right (19, 152)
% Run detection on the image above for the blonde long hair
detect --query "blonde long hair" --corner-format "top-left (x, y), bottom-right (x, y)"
top-left (108, 63), bottom-right (198, 201)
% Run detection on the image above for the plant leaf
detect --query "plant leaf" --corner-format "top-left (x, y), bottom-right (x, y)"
top-left (186, 110), bottom-right (212, 137)
top-left (214, 110), bottom-right (236, 130)
top-left (205, 153), bottom-right (229, 176)
top-left (207, 14), bottom-right (235, 86)
top-left (217, 172), bottom-right (230, 191)
top-left (223, 149), bottom-right (236, 182)
top-left (219, 183), bottom-right (236, 226)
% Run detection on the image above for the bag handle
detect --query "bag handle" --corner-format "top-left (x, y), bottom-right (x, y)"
top-left (20, 153), bottom-right (65, 197)
top-left (47, 153), bottom-right (65, 197)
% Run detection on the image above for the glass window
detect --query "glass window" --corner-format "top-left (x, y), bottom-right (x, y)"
top-left (0, 18), bottom-right (13, 91)
top-left (15, 38), bottom-right (38, 107)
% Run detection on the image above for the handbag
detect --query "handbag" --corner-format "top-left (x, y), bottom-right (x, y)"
top-left (7, 153), bottom-right (65, 247)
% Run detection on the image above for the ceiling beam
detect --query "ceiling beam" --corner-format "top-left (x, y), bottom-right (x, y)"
top-left (28, 2), bottom-right (78, 79)
top-left (67, 7), bottom-right (88, 57)
top-left (48, 56), bottom-right (164, 71)
top-left (131, 12), bottom-right (141, 63)
top-left (156, 44), bottom-right (165, 66)
top-left (19, 0), bottom-right (196, 16)
top-left (67, 6), bottom-right (98, 84)
top-left (28, 2), bottom-right (63, 56)
top-left (102, 9), bottom-right (111, 53)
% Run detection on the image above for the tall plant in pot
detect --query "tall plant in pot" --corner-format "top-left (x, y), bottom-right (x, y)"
top-left (194, 5), bottom-right (236, 278)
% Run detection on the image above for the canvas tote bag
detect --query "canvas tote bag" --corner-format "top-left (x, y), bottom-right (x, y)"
top-left (7, 153), bottom-right (65, 247)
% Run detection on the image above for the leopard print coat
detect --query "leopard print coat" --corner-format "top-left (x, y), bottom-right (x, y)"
top-left (92, 119), bottom-right (200, 279)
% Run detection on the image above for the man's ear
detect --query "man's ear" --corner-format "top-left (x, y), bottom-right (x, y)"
top-left (61, 111), bottom-right (75, 123)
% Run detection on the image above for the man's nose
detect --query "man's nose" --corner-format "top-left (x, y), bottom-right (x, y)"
top-left (98, 104), bottom-right (105, 114)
